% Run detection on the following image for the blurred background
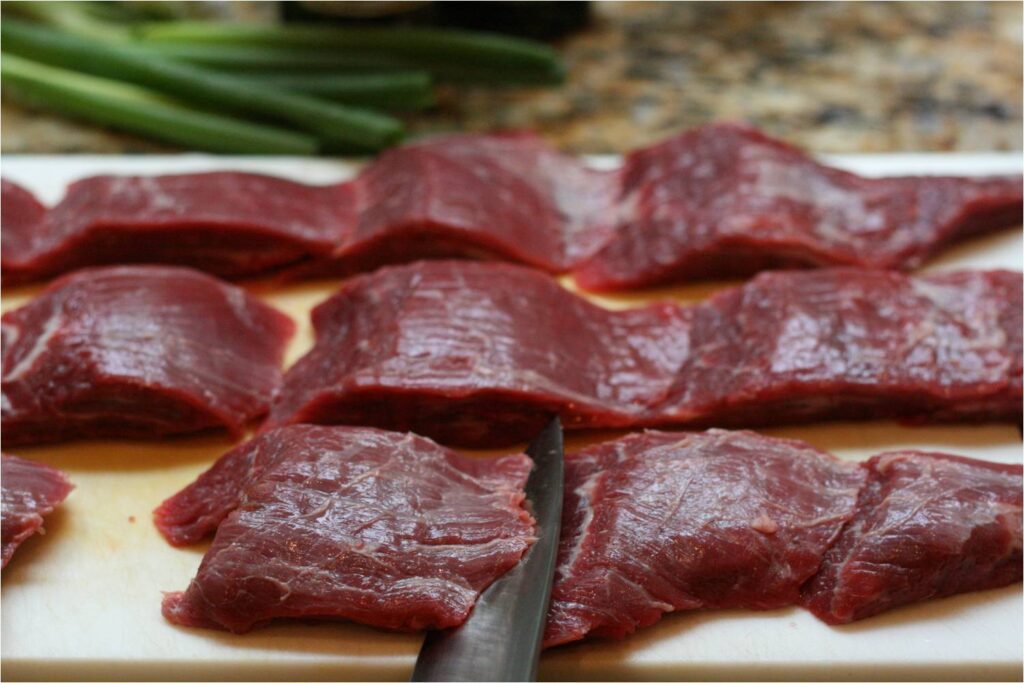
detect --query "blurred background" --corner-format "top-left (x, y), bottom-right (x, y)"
top-left (2, 0), bottom-right (1021, 155)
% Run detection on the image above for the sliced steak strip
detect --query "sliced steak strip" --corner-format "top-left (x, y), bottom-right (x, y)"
top-left (264, 260), bottom-right (690, 446)
top-left (802, 451), bottom-right (1023, 624)
top-left (2, 173), bottom-right (353, 286)
top-left (652, 268), bottom-right (1023, 427)
top-left (5, 125), bottom-right (1019, 288)
top-left (1, 179), bottom-right (49, 277)
top-left (545, 431), bottom-right (1022, 648)
top-left (544, 429), bottom-right (865, 647)
top-left (573, 123), bottom-right (1023, 290)
top-left (266, 261), bottom-right (1021, 447)
top-left (1, 133), bottom-right (614, 286)
top-left (157, 425), bottom-right (535, 633)
top-left (156, 427), bottom-right (1021, 644)
top-left (2, 265), bottom-right (295, 446)
top-left (319, 132), bottom-right (618, 277)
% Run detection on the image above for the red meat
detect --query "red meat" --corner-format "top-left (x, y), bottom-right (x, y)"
top-left (573, 123), bottom-right (1023, 290)
top-left (802, 451), bottom-right (1023, 624)
top-left (5, 126), bottom-right (1019, 288)
top-left (157, 425), bottom-right (535, 633)
top-left (544, 431), bottom-right (1022, 648)
top-left (265, 261), bottom-right (1021, 447)
top-left (1, 133), bottom-right (614, 286)
top-left (312, 132), bottom-right (618, 278)
top-left (1, 179), bottom-right (49, 278)
top-left (654, 268), bottom-right (1023, 427)
top-left (2, 174), bottom-right (352, 286)
top-left (264, 260), bottom-right (690, 446)
top-left (1, 454), bottom-right (73, 568)
top-left (154, 427), bottom-right (1021, 645)
top-left (2, 265), bottom-right (295, 446)
top-left (544, 430), bottom-right (865, 647)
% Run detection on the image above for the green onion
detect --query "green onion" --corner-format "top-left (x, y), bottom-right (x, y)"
top-left (132, 21), bottom-right (565, 84)
top-left (2, 18), bottom-right (404, 150)
top-left (133, 43), bottom-right (419, 72)
top-left (133, 42), bottom-right (562, 84)
top-left (1, 52), bottom-right (318, 155)
top-left (136, 21), bottom-right (564, 74)
top-left (3, 1), bottom-right (130, 42)
top-left (237, 72), bottom-right (435, 110)
top-left (129, 44), bottom-right (436, 108)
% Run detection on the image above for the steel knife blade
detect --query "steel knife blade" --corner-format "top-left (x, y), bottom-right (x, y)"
top-left (410, 417), bottom-right (564, 682)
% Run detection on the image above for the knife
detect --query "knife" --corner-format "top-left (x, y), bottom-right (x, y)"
top-left (410, 417), bottom-right (564, 682)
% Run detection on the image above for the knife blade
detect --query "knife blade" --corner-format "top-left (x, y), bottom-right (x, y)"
top-left (410, 417), bottom-right (564, 682)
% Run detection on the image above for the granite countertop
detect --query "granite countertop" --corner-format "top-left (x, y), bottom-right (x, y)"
top-left (2, 1), bottom-right (1021, 154)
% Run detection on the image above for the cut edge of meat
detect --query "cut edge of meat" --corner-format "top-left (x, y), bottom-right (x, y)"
top-left (1, 454), bottom-right (74, 569)
top-left (875, 175), bottom-right (1024, 272)
top-left (153, 436), bottom-right (259, 547)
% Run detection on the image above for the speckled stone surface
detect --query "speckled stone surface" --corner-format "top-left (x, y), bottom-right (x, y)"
top-left (2, 1), bottom-right (1021, 154)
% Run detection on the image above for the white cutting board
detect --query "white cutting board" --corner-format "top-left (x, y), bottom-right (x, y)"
top-left (1, 154), bottom-right (1022, 682)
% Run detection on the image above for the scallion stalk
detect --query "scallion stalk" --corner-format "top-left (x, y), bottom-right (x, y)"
top-left (1, 53), bottom-right (318, 155)
top-left (238, 71), bottom-right (435, 110)
top-left (2, 19), bottom-right (404, 150)
top-left (136, 21), bottom-right (564, 75)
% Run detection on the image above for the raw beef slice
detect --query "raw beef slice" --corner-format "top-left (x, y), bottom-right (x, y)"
top-left (544, 430), bottom-right (865, 647)
top-left (1, 179), bottom-right (49, 277)
top-left (1, 133), bottom-right (614, 286)
top-left (157, 425), bottom-right (535, 633)
top-left (2, 265), bottom-right (295, 446)
top-left (5, 126), bottom-right (1020, 288)
top-left (654, 268), bottom-right (1023, 427)
top-left (802, 451), bottom-right (1023, 624)
top-left (2, 454), bottom-right (73, 568)
top-left (266, 261), bottom-right (1022, 447)
top-left (2, 173), bottom-right (353, 285)
top-left (264, 260), bottom-right (691, 446)
top-left (313, 131), bottom-right (618, 278)
top-left (545, 431), bottom-right (1023, 648)
top-left (573, 123), bottom-right (1023, 290)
